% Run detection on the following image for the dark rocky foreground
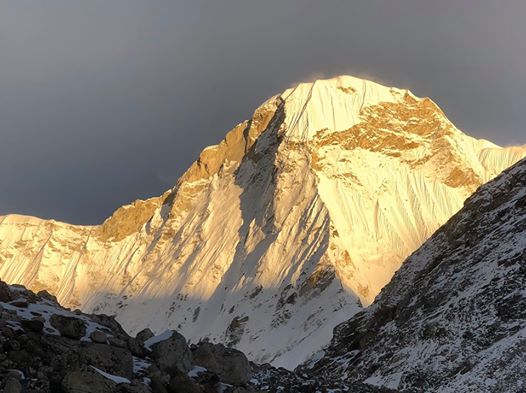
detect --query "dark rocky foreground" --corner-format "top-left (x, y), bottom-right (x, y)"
top-left (0, 280), bottom-right (393, 393)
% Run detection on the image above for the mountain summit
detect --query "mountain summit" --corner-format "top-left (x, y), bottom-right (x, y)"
top-left (0, 75), bottom-right (525, 368)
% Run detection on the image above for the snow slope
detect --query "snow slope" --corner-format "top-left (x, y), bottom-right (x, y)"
top-left (305, 157), bottom-right (526, 392)
top-left (0, 75), bottom-right (525, 368)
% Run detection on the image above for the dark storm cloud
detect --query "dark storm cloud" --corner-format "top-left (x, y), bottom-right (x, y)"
top-left (0, 0), bottom-right (524, 223)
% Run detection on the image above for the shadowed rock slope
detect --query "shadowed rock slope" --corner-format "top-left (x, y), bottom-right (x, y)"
top-left (0, 279), bottom-right (394, 393)
top-left (302, 157), bottom-right (526, 392)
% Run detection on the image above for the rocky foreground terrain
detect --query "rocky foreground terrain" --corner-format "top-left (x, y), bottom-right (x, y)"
top-left (0, 279), bottom-right (392, 393)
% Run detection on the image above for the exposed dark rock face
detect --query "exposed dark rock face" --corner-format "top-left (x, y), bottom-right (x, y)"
top-left (225, 315), bottom-right (249, 347)
top-left (302, 158), bottom-right (526, 392)
top-left (0, 280), bottom-right (389, 393)
top-left (49, 314), bottom-right (87, 340)
top-left (250, 362), bottom-right (396, 393)
top-left (20, 319), bottom-right (44, 333)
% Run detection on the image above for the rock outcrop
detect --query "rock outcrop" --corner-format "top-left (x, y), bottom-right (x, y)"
top-left (302, 157), bottom-right (526, 392)
top-left (0, 279), bottom-right (392, 392)
top-left (192, 342), bottom-right (251, 385)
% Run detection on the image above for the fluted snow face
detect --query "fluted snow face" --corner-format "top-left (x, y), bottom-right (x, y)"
top-left (0, 76), bottom-right (525, 369)
top-left (281, 75), bottom-right (408, 141)
top-left (305, 158), bottom-right (526, 392)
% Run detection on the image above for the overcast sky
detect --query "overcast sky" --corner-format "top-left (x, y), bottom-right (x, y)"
top-left (1, 0), bottom-right (525, 224)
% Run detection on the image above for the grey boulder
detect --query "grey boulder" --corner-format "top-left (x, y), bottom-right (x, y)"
top-left (192, 342), bottom-right (251, 385)
top-left (50, 314), bottom-right (86, 339)
top-left (150, 331), bottom-right (192, 376)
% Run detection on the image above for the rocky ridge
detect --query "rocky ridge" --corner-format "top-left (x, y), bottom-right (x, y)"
top-left (302, 157), bottom-right (526, 392)
top-left (0, 279), bottom-right (392, 393)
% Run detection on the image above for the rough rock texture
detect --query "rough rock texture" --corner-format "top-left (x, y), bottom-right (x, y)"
top-left (50, 314), bottom-right (86, 340)
top-left (150, 331), bottom-right (192, 375)
top-left (3, 376), bottom-right (22, 393)
top-left (1, 75), bottom-right (525, 368)
top-left (303, 157), bottom-right (526, 392)
top-left (136, 328), bottom-right (154, 343)
top-left (251, 362), bottom-right (395, 393)
top-left (90, 330), bottom-right (107, 344)
top-left (0, 280), bottom-right (389, 393)
top-left (80, 343), bottom-right (134, 379)
top-left (62, 369), bottom-right (117, 393)
top-left (192, 342), bottom-right (251, 385)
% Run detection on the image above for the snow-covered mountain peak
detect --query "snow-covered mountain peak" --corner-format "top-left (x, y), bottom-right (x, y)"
top-left (279, 75), bottom-right (415, 141)
top-left (0, 75), bottom-right (525, 369)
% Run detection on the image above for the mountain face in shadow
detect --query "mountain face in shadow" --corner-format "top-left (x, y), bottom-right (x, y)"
top-left (303, 157), bottom-right (526, 392)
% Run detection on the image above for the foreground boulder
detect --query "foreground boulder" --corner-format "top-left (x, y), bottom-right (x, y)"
top-left (149, 331), bottom-right (192, 375)
top-left (90, 330), bottom-right (108, 344)
top-left (80, 343), bottom-right (134, 379)
top-left (50, 314), bottom-right (86, 339)
top-left (62, 369), bottom-right (117, 393)
top-left (192, 342), bottom-right (251, 385)
top-left (136, 328), bottom-right (154, 343)
top-left (3, 375), bottom-right (22, 393)
top-left (21, 318), bottom-right (44, 333)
